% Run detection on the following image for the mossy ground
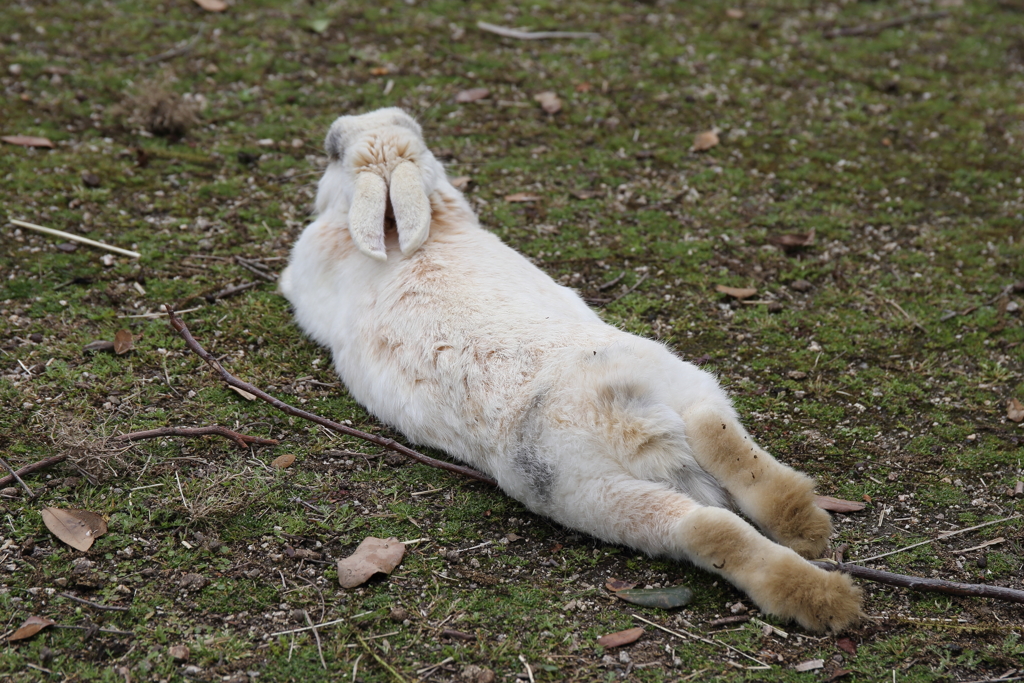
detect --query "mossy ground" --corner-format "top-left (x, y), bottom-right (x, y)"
top-left (2, 0), bottom-right (1023, 681)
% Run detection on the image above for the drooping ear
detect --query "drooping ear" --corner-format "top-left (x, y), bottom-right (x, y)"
top-left (348, 171), bottom-right (388, 261)
top-left (389, 160), bottom-right (431, 256)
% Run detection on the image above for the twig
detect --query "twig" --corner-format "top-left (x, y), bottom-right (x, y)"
top-left (304, 610), bottom-right (326, 670)
top-left (143, 28), bottom-right (204, 64)
top-left (9, 219), bottom-right (141, 258)
top-left (235, 257), bottom-right (278, 282)
top-left (207, 281), bottom-right (260, 301)
top-left (631, 614), bottom-right (771, 669)
top-left (477, 21), bottom-right (600, 40)
top-left (167, 308), bottom-right (498, 486)
top-left (823, 10), bottom-right (949, 38)
top-left (0, 456), bottom-right (35, 499)
top-left (112, 426), bottom-right (278, 449)
top-left (811, 560), bottom-right (1024, 604)
top-left (356, 634), bottom-right (407, 683)
top-left (606, 272), bottom-right (650, 305)
top-left (519, 655), bottom-right (535, 683)
top-left (60, 593), bottom-right (130, 613)
top-left (0, 454), bottom-right (67, 488)
top-left (268, 617), bottom-right (348, 638)
top-left (857, 514), bottom-right (1021, 562)
top-left (597, 272), bottom-right (626, 291)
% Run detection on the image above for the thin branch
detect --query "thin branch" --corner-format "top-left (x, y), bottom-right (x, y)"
top-left (207, 281), bottom-right (260, 301)
top-left (811, 560), bottom-right (1024, 604)
top-left (112, 426), bottom-right (278, 449)
top-left (477, 21), bottom-right (600, 40)
top-left (143, 28), bottom-right (204, 64)
top-left (0, 454), bottom-right (68, 488)
top-left (0, 456), bottom-right (35, 498)
top-left (9, 219), bottom-right (141, 258)
top-left (59, 593), bottom-right (130, 613)
top-left (234, 257), bottom-right (277, 282)
top-left (823, 11), bottom-right (949, 39)
top-left (166, 309), bottom-right (498, 486)
top-left (856, 514), bottom-right (1021, 563)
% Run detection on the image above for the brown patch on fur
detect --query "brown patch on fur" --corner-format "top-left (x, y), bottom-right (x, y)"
top-left (428, 192), bottom-right (474, 239)
top-left (314, 222), bottom-right (357, 262)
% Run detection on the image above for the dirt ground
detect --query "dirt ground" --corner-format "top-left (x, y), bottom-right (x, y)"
top-left (1, 0), bottom-right (1023, 681)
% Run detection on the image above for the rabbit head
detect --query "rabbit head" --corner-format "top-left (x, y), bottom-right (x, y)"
top-left (316, 107), bottom-right (444, 261)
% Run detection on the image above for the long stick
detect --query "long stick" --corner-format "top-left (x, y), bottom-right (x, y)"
top-left (810, 560), bottom-right (1024, 604)
top-left (112, 426), bottom-right (278, 449)
top-left (9, 219), bottom-right (141, 258)
top-left (166, 309), bottom-right (498, 486)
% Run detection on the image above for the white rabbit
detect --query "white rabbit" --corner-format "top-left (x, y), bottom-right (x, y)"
top-left (280, 107), bottom-right (862, 633)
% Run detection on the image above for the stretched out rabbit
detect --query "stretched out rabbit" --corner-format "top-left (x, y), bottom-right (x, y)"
top-left (280, 107), bottom-right (862, 633)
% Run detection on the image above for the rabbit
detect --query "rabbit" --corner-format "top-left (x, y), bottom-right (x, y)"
top-left (279, 107), bottom-right (862, 633)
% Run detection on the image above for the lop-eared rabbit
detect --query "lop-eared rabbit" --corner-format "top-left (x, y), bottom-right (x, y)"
top-left (280, 108), bottom-right (862, 633)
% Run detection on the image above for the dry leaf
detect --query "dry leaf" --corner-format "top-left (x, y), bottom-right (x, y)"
top-left (229, 385), bottom-right (257, 401)
top-left (169, 644), bottom-right (190, 662)
top-left (454, 88), bottom-right (490, 103)
top-left (1007, 398), bottom-right (1024, 423)
top-left (450, 176), bottom-right (472, 191)
top-left (8, 615), bottom-right (56, 642)
top-left (691, 129), bottom-right (719, 152)
top-left (505, 193), bottom-right (541, 203)
top-left (337, 537), bottom-right (406, 588)
top-left (835, 636), bottom-right (858, 655)
top-left (370, 67), bottom-right (390, 76)
top-left (570, 189), bottom-right (602, 199)
top-left (2, 135), bottom-right (55, 148)
top-left (83, 340), bottom-right (116, 353)
top-left (597, 627), bottom-right (644, 648)
top-left (826, 670), bottom-right (853, 682)
top-left (41, 507), bottom-right (108, 552)
top-left (767, 228), bottom-right (816, 251)
top-left (113, 329), bottom-right (134, 355)
top-left (575, 82), bottom-right (593, 93)
top-left (862, 493), bottom-right (872, 503)
top-left (271, 454), bottom-right (296, 469)
top-left (533, 91), bottom-right (562, 114)
top-left (715, 285), bottom-right (757, 300)
top-left (613, 584), bottom-right (693, 609)
top-left (604, 578), bottom-right (637, 592)
top-left (726, 8), bottom-right (745, 19)
top-left (192, 0), bottom-right (228, 11)
top-left (795, 659), bottom-right (824, 672)
top-left (815, 495), bottom-right (866, 513)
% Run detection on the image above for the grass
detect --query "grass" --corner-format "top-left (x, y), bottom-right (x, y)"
top-left (1, 0), bottom-right (1023, 681)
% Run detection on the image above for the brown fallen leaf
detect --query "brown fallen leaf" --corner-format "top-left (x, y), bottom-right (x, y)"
top-left (271, 454), bottom-right (296, 469)
top-left (113, 329), bottom-right (134, 355)
top-left (597, 627), bottom-right (644, 648)
top-left (192, 0), bottom-right (227, 11)
top-left (604, 578), bottom-right (636, 592)
top-left (2, 135), bottom-right (55, 148)
top-left (835, 636), bottom-right (858, 655)
top-left (815, 496), bottom-right (866, 513)
top-left (337, 537), bottom-right (406, 588)
top-left (575, 82), bottom-right (592, 93)
top-left (450, 176), bottom-right (472, 191)
top-left (767, 228), bottom-right (816, 252)
top-left (533, 91), bottom-right (562, 114)
top-left (169, 644), bottom-right (190, 662)
top-left (715, 284), bottom-right (757, 300)
top-left (794, 659), bottom-right (824, 672)
top-left (505, 192), bottom-right (541, 203)
top-left (826, 670), bottom-right (853, 682)
top-left (229, 385), bottom-right (257, 401)
top-left (454, 88), bottom-right (490, 103)
top-left (1007, 397), bottom-right (1024, 423)
top-left (8, 615), bottom-right (56, 642)
top-left (41, 507), bottom-right (108, 552)
top-left (691, 129), bottom-right (719, 152)
top-left (83, 340), bottom-right (116, 353)
top-left (370, 67), bottom-right (390, 76)
top-left (726, 8), bottom-right (746, 19)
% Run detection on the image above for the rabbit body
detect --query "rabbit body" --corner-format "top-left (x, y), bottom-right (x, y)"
top-left (280, 108), bottom-right (862, 633)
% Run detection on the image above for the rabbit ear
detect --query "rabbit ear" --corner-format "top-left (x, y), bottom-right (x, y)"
top-left (348, 171), bottom-right (388, 262)
top-left (389, 161), bottom-right (431, 256)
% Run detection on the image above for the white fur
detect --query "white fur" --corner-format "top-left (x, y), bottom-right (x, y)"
top-left (281, 108), bottom-right (863, 633)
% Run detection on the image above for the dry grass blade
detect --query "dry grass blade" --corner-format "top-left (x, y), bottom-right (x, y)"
top-left (9, 219), bottom-right (141, 258)
top-left (2, 135), bottom-right (54, 148)
top-left (476, 21), bottom-right (600, 40)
